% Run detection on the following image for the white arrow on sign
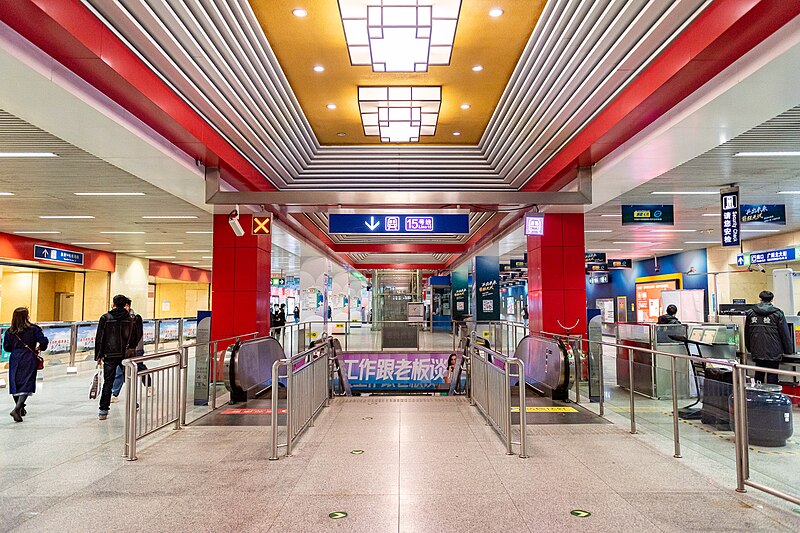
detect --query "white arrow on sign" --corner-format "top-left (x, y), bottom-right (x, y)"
top-left (365, 216), bottom-right (380, 231)
top-left (42, 249), bottom-right (49, 258)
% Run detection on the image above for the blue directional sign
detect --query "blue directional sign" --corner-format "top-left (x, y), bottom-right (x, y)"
top-left (737, 247), bottom-right (800, 266)
top-left (33, 245), bottom-right (84, 266)
top-left (328, 214), bottom-right (469, 234)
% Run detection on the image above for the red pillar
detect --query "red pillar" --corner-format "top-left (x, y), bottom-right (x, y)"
top-left (527, 213), bottom-right (586, 336)
top-left (211, 213), bottom-right (271, 340)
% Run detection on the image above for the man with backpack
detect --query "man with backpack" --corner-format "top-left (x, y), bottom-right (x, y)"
top-left (95, 294), bottom-right (143, 420)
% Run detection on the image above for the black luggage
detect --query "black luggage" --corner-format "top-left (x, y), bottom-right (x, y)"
top-left (701, 367), bottom-right (733, 429)
top-left (729, 384), bottom-right (794, 447)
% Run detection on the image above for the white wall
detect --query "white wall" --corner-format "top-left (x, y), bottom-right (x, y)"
top-left (110, 255), bottom-right (150, 317)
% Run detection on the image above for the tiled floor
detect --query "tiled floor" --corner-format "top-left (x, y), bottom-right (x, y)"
top-left (3, 389), bottom-right (799, 532)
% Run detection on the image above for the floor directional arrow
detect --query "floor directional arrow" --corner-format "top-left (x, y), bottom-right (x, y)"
top-left (570, 510), bottom-right (591, 518)
top-left (328, 512), bottom-right (348, 520)
top-left (365, 216), bottom-right (380, 230)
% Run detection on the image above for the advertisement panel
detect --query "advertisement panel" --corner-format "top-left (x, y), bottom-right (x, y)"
top-left (337, 353), bottom-right (451, 389)
top-left (621, 205), bottom-right (674, 225)
top-left (451, 270), bottom-right (469, 320)
top-left (142, 320), bottom-right (157, 345)
top-left (741, 204), bottom-right (785, 225)
top-left (159, 320), bottom-right (180, 342)
top-left (475, 256), bottom-right (500, 322)
top-left (635, 280), bottom-right (679, 322)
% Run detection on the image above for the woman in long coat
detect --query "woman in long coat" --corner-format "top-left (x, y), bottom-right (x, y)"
top-left (3, 307), bottom-right (48, 422)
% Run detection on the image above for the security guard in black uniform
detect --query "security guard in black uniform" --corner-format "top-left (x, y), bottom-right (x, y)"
top-left (745, 290), bottom-right (792, 385)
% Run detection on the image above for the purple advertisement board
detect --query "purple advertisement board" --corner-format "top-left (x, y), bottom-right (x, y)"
top-left (338, 353), bottom-right (454, 389)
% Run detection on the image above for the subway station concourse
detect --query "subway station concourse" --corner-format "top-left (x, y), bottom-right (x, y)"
top-left (1, 1), bottom-right (800, 531)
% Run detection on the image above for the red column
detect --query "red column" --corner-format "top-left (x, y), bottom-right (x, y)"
top-left (211, 213), bottom-right (271, 340)
top-left (527, 213), bottom-right (586, 336)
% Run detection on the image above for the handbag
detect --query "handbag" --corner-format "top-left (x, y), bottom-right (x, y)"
top-left (14, 332), bottom-right (44, 370)
top-left (89, 368), bottom-right (102, 400)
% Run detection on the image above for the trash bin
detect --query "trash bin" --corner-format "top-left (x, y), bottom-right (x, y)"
top-left (729, 383), bottom-right (794, 447)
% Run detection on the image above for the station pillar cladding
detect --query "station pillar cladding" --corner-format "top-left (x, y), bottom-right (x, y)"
top-left (527, 213), bottom-right (587, 336)
top-left (211, 213), bottom-right (272, 339)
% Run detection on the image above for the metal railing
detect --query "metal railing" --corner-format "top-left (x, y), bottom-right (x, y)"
top-left (270, 336), bottom-right (333, 460)
top-left (571, 334), bottom-right (800, 507)
top-left (123, 349), bottom-right (184, 461)
top-left (469, 331), bottom-right (527, 458)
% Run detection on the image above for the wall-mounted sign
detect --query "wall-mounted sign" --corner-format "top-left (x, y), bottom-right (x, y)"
top-left (33, 245), bottom-right (84, 266)
top-left (607, 258), bottom-right (632, 269)
top-left (621, 205), bottom-right (674, 225)
top-left (329, 213), bottom-right (469, 234)
top-left (252, 215), bottom-right (271, 235)
top-left (524, 214), bottom-right (545, 236)
top-left (586, 264), bottom-right (608, 273)
top-left (721, 187), bottom-right (740, 247)
top-left (737, 247), bottom-right (799, 266)
top-left (585, 252), bottom-right (607, 264)
top-left (741, 204), bottom-right (786, 225)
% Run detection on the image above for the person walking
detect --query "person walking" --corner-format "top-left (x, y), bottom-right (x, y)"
top-left (293, 305), bottom-right (300, 323)
top-left (95, 295), bottom-right (143, 420)
top-left (110, 305), bottom-right (148, 402)
top-left (745, 290), bottom-right (792, 385)
top-left (3, 307), bottom-right (48, 422)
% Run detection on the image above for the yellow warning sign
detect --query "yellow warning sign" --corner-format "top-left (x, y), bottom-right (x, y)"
top-left (511, 406), bottom-right (578, 413)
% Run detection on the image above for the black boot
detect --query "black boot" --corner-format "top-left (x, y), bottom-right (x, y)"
top-left (10, 396), bottom-right (23, 422)
top-left (18, 394), bottom-right (28, 417)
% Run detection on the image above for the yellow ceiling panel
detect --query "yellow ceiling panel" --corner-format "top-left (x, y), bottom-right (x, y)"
top-left (249, 0), bottom-right (544, 145)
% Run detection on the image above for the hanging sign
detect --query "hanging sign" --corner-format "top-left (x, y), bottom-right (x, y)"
top-left (33, 245), bottom-right (84, 266)
top-left (524, 214), bottom-right (545, 236)
top-left (607, 258), bottom-right (632, 269)
top-left (737, 247), bottom-right (799, 266)
top-left (252, 215), bottom-right (271, 235)
top-left (621, 205), bottom-right (674, 225)
top-left (510, 258), bottom-right (527, 269)
top-left (585, 252), bottom-right (607, 264)
top-left (720, 187), bottom-right (740, 247)
top-left (586, 264), bottom-right (608, 273)
top-left (328, 213), bottom-right (469, 234)
top-left (740, 204), bottom-right (786, 225)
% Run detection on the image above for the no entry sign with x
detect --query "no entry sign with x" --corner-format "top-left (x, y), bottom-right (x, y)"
top-left (252, 215), bottom-right (271, 235)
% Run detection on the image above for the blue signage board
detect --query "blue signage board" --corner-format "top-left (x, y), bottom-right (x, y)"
top-left (329, 213), bottom-right (469, 234)
top-left (741, 204), bottom-right (786, 225)
top-left (737, 247), bottom-right (799, 266)
top-left (621, 205), bottom-right (674, 225)
top-left (33, 245), bottom-right (84, 266)
top-left (721, 187), bottom-right (740, 247)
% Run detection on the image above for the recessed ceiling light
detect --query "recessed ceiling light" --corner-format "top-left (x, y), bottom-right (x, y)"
top-left (313, 65), bottom-right (325, 72)
top-left (452, 132), bottom-right (461, 136)
top-left (741, 229), bottom-right (780, 233)
top-left (600, 214), bottom-right (622, 217)
top-left (650, 229), bottom-right (696, 233)
top-left (101, 231), bottom-right (146, 234)
top-left (14, 231), bottom-right (60, 234)
top-left (0, 192), bottom-right (15, 196)
top-left (613, 241), bottom-right (654, 244)
top-left (734, 151), bottom-right (800, 157)
top-left (460, 103), bottom-right (471, 110)
top-left (144, 256), bottom-right (176, 259)
top-left (685, 241), bottom-right (720, 244)
top-left (145, 242), bottom-right (184, 245)
top-left (651, 191), bottom-right (717, 195)
top-left (74, 192), bottom-right (145, 196)
top-left (292, 8), bottom-right (307, 17)
top-left (186, 231), bottom-right (213, 234)
top-left (0, 152), bottom-right (57, 157)
top-left (141, 215), bottom-right (198, 219)
top-left (585, 229), bottom-right (612, 233)
top-left (39, 215), bottom-right (95, 219)
top-left (472, 65), bottom-right (484, 72)
top-left (337, 132), bottom-right (346, 137)
top-left (702, 213), bottom-right (721, 216)
top-left (71, 242), bottom-right (110, 245)
top-left (113, 250), bottom-right (146, 253)
top-left (326, 103), bottom-right (337, 110)
top-left (489, 8), bottom-right (504, 17)
top-left (653, 248), bottom-right (684, 251)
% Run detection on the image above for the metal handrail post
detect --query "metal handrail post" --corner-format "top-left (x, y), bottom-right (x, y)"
top-left (574, 339), bottom-right (582, 404)
top-left (286, 361), bottom-right (294, 457)
top-left (598, 338), bottom-right (605, 416)
top-left (738, 366), bottom-right (750, 480)
top-left (180, 346), bottom-right (188, 425)
top-left (178, 319), bottom-right (184, 349)
top-left (732, 364), bottom-right (745, 492)
top-left (211, 340), bottom-right (218, 409)
top-left (669, 356), bottom-right (681, 458)
top-left (628, 348), bottom-right (637, 434)
top-left (154, 319), bottom-right (161, 352)
top-left (177, 348), bottom-right (186, 429)
top-left (504, 359), bottom-right (513, 455)
top-left (269, 359), bottom-right (282, 460)
top-left (516, 359), bottom-right (528, 458)
top-left (126, 361), bottom-right (140, 461)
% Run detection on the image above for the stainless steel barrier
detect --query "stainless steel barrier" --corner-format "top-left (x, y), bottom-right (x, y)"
top-left (469, 331), bottom-right (527, 458)
top-left (270, 336), bottom-right (334, 460)
top-left (123, 349), bottom-right (184, 461)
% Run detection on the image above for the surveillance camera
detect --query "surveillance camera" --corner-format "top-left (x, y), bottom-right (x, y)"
top-left (748, 264), bottom-right (766, 273)
top-left (228, 208), bottom-right (245, 237)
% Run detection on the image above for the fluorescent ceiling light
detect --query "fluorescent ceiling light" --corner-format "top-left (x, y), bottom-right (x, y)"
top-left (358, 86), bottom-right (441, 143)
top-left (339, 0), bottom-right (460, 72)
top-left (101, 231), bottom-right (145, 234)
top-left (71, 242), bottom-right (110, 245)
top-left (600, 214), bottom-right (622, 217)
top-left (651, 191), bottom-right (717, 195)
top-left (313, 65), bottom-right (325, 72)
top-left (613, 241), bottom-right (654, 244)
top-left (145, 242), bottom-right (184, 245)
top-left (589, 248), bottom-right (621, 252)
top-left (734, 151), bottom-right (800, 157)
top-left (472, 65), bottom-right (483, 71)
top-left (202, 256), bottom-right (213, 259)
top-left (141, 215), bottom-right (198, 219)
top-left (685, 241), bottom-right (720, 244)
top-left (702, 213), bottom-right (721, 216)
top-left (585, 229), bottom-right (612, 233)
top-left (113, 250), bottom-right (146, 253)
top-left (14, 231), bottom-right (60, 234)
top-left (489, 8), bottom-right (504, 17)
top-left (0, 152), bottom-right (57, 157)
top-left (741, 229), bottom-right (780, 233)
top-left (777, 191), bottom-right (800, 194)
top-left (179, 261), bottom-right (200, 264)
top-left (196, 265), bottom-right (212, 268)
top-left (186, 231), bottom-right (213, 234)
top-left (653, 248), bottom-right (684, 251)
top-left (73, 192), bottom-right (145, 196)
top-left (292, 8), bottom-right (307, 17)
top-left (0, 192), bottom-right (15, 196)
top-left (39, 215), bottom-right (95, 219)
top-left (650, 229), bottom-right (695, 233)
top-left (145, 256), bottom-right (176, 259)
top-left (177, 249), bottom-right (210, 253)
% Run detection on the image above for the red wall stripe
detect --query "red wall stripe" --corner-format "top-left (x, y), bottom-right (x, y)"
top-left (0, 232), bottom-right (115, 272)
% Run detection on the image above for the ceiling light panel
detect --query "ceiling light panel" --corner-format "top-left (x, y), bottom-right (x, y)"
top-left (358, 86), bottom-right (441, 142)
top-left (339, 0), bottom-right (461, 72)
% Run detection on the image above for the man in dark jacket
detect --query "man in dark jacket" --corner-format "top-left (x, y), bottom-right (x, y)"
top-left (95, 294), bottom-right (143, 420)
top-left (745, 290), bottom-right (792, 385)
top-left (657, 304), bottom-right (681, 325)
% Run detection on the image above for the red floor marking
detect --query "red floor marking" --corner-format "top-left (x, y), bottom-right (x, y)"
top-left (221, 408), bottom-right (286, 415)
